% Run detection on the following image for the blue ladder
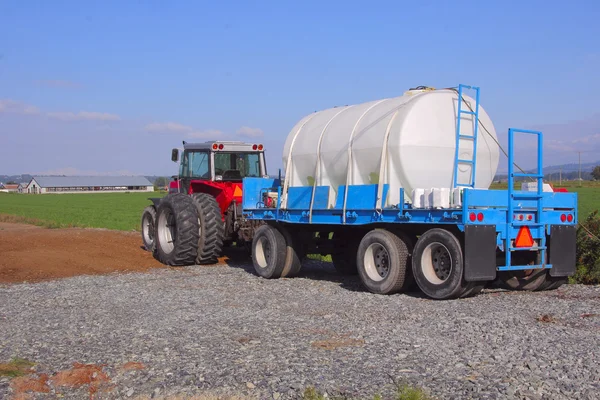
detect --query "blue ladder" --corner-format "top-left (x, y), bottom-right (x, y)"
top-left (452, 84), bottom-right (481, 188)
top-left (499, 128), bottom-right (550, 271)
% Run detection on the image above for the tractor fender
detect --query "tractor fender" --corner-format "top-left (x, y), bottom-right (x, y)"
top-left (148, 198), bottom-right (162, 208)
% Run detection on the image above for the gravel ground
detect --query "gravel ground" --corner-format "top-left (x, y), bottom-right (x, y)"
top-left (1, 256), bottom-right (599, 400)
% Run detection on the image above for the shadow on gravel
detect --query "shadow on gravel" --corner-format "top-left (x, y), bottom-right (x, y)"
top-left (221, 248), bottom-right (428, 298)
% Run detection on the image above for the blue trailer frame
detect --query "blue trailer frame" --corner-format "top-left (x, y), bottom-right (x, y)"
top-left (241, 85), bottom-right (578, 285)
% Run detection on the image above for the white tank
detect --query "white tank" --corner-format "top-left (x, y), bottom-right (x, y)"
top-left (281, 88), bottom-right (500, 208)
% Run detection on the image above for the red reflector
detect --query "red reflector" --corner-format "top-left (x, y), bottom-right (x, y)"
top-left (519, 214), bottom-right (524, 221)
top-left (218, 144), bottom-right (224, 150)
top-left (212, 143), bottom-right (218, 150)
top-left (567, 214), bottom-right (573, 222)
top-left (515, 226), bottom-right (534, 248)
top-left (469, 212), bottom-right (476, 222)
top-left (560, 214), bottom-right (566, 222)
top-left (252, 144), bottom-right (258, 150)
top-left (258, 144), bottom-right (264, 150)
top-left (527, 215), bottom-right (533, 221)
top-left (477, 212), bottom-right (484, 222)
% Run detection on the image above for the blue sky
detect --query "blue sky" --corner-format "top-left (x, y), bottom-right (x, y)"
top-left (1, 0), bottom-right (599, 176)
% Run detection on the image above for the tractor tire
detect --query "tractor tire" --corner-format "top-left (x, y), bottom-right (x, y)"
top-left (252, 225), bottom-right (288, 279)
top-left (141, 206), bottom-right (156, 251)
top-left (153, 193), bottom-right (199, 266)
top-left (191, 193), bottom-right (224, 265)
top-left (412, 228), bottom-right (471, 300)
top-left (356, 229), bottom-right (409, 295)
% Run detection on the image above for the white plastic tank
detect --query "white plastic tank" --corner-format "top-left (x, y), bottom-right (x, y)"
top-left (281, 88), bottom-right (500, 208)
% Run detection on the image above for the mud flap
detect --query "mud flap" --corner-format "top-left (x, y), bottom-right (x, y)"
top-left (548, 225), bottom-right (577, 277)
top-left (464, 225), bottom-right (497, 282)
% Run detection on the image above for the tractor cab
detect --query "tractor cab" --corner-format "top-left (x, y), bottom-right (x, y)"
top-left (170, 141), bottom-right (267, 195)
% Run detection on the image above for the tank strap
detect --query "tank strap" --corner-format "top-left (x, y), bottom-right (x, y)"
top-left (281, 113), bottom-right (317, 209)
top-left (342, 99), bottom-right (387, 224)
top-left (309, 106), bottom-right (354, 223)
top-left (375, 108), bottom-right (402, 211)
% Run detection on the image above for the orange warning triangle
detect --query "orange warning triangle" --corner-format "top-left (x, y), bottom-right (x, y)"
top-left (233, 186), bottom-right (243, 197)
top-left (515, 226), bottom-right (534, 248)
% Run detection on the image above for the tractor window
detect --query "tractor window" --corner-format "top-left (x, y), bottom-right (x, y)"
top-left (181, 151), bottom-right (210, 179)
top-left (214, 152), bottom-right (261, 181)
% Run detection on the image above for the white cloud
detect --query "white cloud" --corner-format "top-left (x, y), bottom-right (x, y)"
top-left (236, 126), bottom-right (264, 138)
top-left (145, 122), bottom-right (194, 132)
top-left (146, 122), bottom-right (223, 139)
top-left (36, 80), bottom-right (81, 89)
top-left (47, 111), bottom-right (121, 121)
top-left (0, 99), bottom-right (40, 115)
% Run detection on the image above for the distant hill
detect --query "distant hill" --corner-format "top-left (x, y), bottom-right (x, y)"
top-left (495, 160), bottom-right (599, 181)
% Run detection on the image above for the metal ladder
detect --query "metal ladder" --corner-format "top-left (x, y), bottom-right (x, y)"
top-left (501, 128), bottom-right (549, 271)
top-left (452, 84), bottom-right (480, 188)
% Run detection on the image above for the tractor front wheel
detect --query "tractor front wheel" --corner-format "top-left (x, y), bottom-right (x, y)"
top-left (141, 206), bottom-right (156, 251)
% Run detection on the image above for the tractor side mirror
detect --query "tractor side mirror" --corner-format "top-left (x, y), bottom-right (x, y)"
top-left (171, 148), bottom-right (179, 162)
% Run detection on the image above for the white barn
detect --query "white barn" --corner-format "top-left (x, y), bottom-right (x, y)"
top-left (26, 176), bottom-right (154, 194)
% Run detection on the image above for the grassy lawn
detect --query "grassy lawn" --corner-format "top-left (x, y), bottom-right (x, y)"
top-left (0, 192), bottom-right (165, 231)
top-left (490, 180), bottom-right (600, 221)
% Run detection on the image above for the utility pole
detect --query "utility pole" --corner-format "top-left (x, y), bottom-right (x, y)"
top-left (559, 167), bottom-right (562, 186)
top-left (578, 151), bottom-right (582, 186)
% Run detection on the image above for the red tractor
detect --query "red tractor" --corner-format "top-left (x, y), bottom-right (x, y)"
top-left (141, 140), bottom-right (268, 266)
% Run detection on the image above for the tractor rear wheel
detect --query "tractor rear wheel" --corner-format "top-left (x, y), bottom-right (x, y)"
top-left (141, 206), bottom-right (156, 251)
top-left (154, 194), bottom-right (199, 266)
top-left (191, 193), bottom-right (224, 265)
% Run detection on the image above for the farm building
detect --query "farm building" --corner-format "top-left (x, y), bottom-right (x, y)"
top-left (25, 176), bottom-right (154, 194)
top-left (0, 183), bottom-right (19, 193)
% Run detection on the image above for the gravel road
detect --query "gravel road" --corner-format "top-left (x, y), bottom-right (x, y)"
top-left (1, 256), bottom-right (599, 400)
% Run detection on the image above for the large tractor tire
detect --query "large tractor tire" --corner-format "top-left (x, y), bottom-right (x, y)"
top-left (153, 194), bottom-right (200, 266)
top-left (191, 193), bottom-right (224, 265)
top-left (356, 229), bottom-right (409, 295)
top-left (141, 206), bottom-right (156, 251)
top-left (412, 228), bottom-right (472, 300)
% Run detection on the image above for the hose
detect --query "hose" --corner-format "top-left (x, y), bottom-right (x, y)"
top-left (446, 87), bottom-right (533, 180)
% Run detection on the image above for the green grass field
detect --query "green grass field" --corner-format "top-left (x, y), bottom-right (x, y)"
top-left (0, 192), bottom-right (166, 231)
top-left (490, 180), bottom-right (600, 221)
top-left (0, 181), bottom-right (598, 232)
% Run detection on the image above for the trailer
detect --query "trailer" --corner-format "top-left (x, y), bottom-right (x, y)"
top-left (241, 85), bottom-right (578, 300)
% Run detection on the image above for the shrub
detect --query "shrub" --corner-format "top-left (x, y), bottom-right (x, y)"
top-left (574, 211), bottom-right (600, 284)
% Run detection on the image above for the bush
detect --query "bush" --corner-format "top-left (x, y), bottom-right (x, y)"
top-left (574, 211), bottom-right (600, 284)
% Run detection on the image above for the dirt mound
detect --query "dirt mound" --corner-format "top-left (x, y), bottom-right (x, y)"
top-left (0, 223), bottom-right (181, 284)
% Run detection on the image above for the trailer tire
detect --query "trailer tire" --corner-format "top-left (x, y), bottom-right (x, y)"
top-left (357, 229), bottom-right (408, 295)
top-left (191, 193), bottom-right (224, 265)
top-left (141, 206), bottom-right (156, 251)
top-left (412, 228), bottom-right (469, 300)
top-left (154, 194), bottom-right (199, 266)
top-left (280, 228), bottom-right (303, 277)
top-left (252, 225), bottom-right (288, 279)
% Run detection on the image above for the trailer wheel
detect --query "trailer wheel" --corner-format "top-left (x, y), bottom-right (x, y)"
top-left (252, 225), bottom-right (287, 279)
top-left (542, 277), bottom-right (568, 290)
top-left (154, 194), bottom-right (199, 266)
top-left (280, 228), bottom-right (303, 277)
top-left (412, 228), bottom-right (469, 300)
top-left (141, 206), bottom-right (156, 251)
top-left (497, 269), bottom-right (548, 291)
top-left (356, 230), bottom-right (408, 295)
top-left (191, 193), bottom-right (224, 265)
